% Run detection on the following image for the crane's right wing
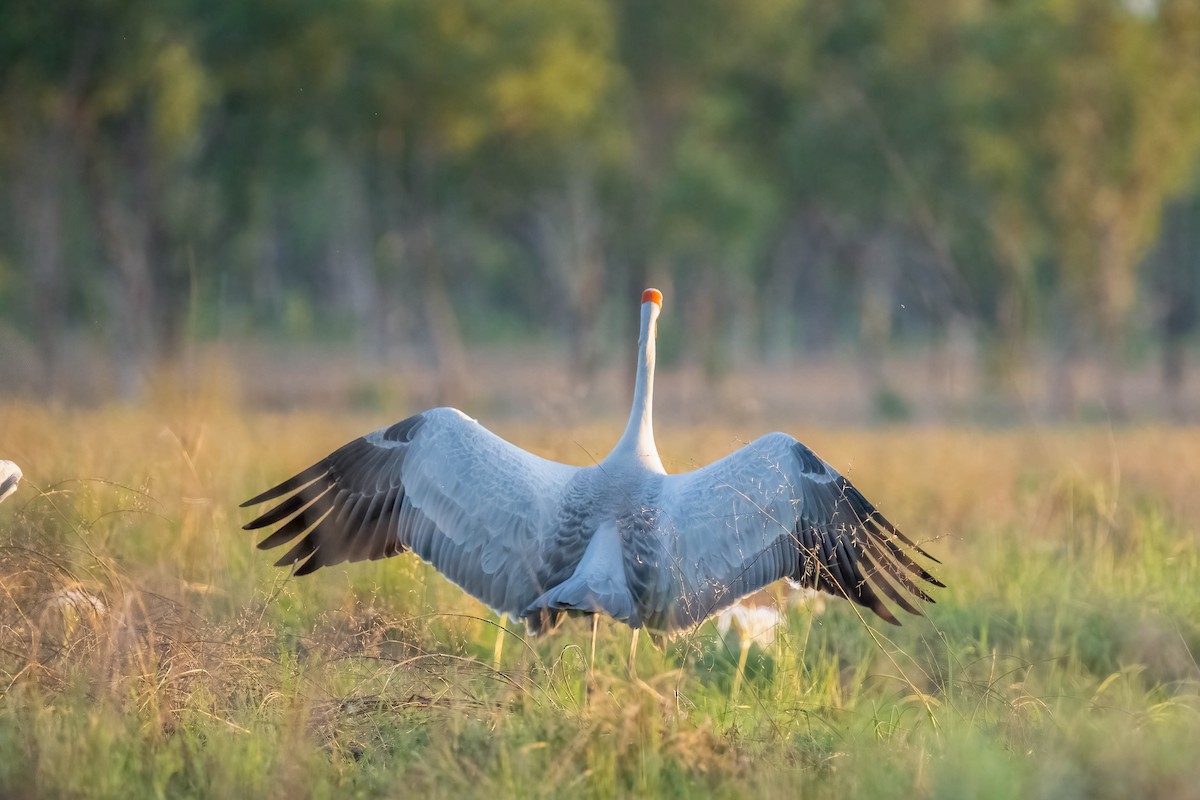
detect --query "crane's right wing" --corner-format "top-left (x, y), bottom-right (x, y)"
top-left (242, 407), bottom-right (579, 618)
top-left (652, 433), bottom-right (942, 630)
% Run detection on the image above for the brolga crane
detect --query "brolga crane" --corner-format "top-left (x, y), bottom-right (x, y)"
top-left (243, 289), bottom-right (943, 669)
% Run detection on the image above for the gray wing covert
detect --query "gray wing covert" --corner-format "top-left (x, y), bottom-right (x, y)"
top-left (242, 407), bottom-right (578, 618)
top-left (653, 432), bottom-right (942, 630)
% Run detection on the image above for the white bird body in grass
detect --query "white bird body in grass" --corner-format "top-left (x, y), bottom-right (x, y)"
top-left (0, 461), bottom-right (21, 504)
top-left (716, 603), bottom-right (786, 647)
top-left (243, 289), bottom-right (943, 635)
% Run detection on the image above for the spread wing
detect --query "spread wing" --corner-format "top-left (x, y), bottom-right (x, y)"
top-left (653, 432), bottom-right (942, 629)
top-left (241, 407), bottom-right (578, 618)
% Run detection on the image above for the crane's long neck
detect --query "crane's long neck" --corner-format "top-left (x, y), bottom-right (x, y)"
top-left (607, 302), bottom-right (665, 472)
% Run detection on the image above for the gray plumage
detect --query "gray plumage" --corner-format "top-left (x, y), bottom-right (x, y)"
top-left (243, 291), bottom-right (943, 634)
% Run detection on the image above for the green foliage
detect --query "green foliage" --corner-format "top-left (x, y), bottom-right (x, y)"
top-left (2, 0), bottom-right (1200, 400)
top-left (957, 0), bottom-right (1200, 340)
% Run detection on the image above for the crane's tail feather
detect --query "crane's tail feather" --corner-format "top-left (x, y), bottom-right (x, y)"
top-left (524, 574), bottom-right (640, 631)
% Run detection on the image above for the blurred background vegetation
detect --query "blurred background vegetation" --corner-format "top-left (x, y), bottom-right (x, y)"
top-left (2, 0), bottom-right (1199, 421)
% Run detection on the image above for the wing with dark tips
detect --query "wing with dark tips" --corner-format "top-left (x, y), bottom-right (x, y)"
top-left (653, 433), bottom-right (943, 630)
top-left (242, 407), bottom-right (578, 617)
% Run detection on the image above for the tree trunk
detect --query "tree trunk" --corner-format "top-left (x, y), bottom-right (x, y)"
top-left (686, 270), bottom-right (725, 388)
top-left (1162, 324), bottom-right (1187, 420)
top-left (764, 213), bottom-right (805, 366)
top-left (533, 166), bottom-right (606, 386)
top-left (16, 131), bottom-right (69, 394)
top-left (1047, 288), bottom-right (1078, 420)
top-left (136, 135), bottom-right (180, 365)
top-left (1156, 195), bottom-right (1198, 421)
top-left (412, 215), bottom-right (469, 407)
top-left (325, 157), bottom-right (379, 353)
top-left (857, 231), bottom-right (897, 412)
top-left (802, 214), bottom-right (840, 354)
top-left (81, 111), bottom-right (189, 399)
top-left (1096, 219), bottom-right (1137, 421)
top-left (1099, 320), bottom-right (1127, 421)
top-left (84, 152), bottom-right (156, 399)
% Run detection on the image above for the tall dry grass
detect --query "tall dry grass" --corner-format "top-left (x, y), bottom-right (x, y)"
top-left (1, 391), bottom-right (1199, 797)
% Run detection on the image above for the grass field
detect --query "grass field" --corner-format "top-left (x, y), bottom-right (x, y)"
top-left (2, 397), bottom-right (1199, 798)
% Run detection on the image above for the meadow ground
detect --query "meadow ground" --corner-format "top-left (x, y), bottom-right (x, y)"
top-left (1, 396), bottom-right (1199, 798)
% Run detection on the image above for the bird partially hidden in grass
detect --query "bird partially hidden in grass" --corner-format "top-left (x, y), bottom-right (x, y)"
top-left (243, 289), bottom-right (943, 670)
top-left (0, 461), bottom-right (21, 505)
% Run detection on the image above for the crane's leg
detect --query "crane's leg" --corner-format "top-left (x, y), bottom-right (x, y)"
top-left (491, 612), bottom-right (506, 670)
top-left (626, 627), bottom-right (667, 702)
top-left (586, 614), bottom-right (600, 705)
top-left (590, 614), bottom-right (600, 673)
top-left (628, 627), bottom-right (640, 680)
top-left (731, 638), bottom-right (751, 703)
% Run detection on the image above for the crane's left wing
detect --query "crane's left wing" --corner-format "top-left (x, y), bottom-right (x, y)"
top-left (652, 433), bottom-right (943, 629)
top-left (241, 407), bottom-right (578, 618)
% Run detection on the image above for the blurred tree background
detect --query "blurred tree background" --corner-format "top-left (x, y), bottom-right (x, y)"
top-left (1, 0), bottom-right (1199, 421)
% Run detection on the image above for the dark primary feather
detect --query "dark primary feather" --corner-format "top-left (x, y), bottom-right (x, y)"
top-left (242, 435), bottom-right (413, 575)
top-left (784, 442), bottom-right (943, 625)
top-left (653, 433), bottom-right (942, 630)
top-left (241, 409), bottom-right (578, 620)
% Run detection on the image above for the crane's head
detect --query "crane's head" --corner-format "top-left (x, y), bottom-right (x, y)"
top-left (641, 288), bottom-right (663, 340)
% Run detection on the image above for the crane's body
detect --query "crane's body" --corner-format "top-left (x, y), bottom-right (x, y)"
top-left (244, 289), bottom-right (942, 634)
